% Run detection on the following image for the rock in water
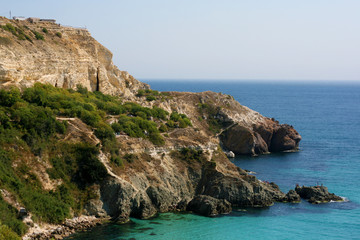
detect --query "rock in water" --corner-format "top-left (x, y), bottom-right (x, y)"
top-left (285, 190), bottom-right (301, 203)
top-left (187, 195), bottom-right (232, 216)
top-left (225, 151), bottom-right (235, 158)
top-left (295, 185), bottom-right (343, 204)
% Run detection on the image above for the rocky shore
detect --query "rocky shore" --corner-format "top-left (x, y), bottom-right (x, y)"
top-left (23, 216), bottom-right (106, 240)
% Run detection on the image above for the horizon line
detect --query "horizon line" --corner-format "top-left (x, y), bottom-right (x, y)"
top-left (139, 78), bottom-right (360, 83)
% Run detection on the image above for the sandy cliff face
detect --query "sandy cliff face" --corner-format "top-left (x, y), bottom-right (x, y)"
top-left (0, 17), bottom-right (148, 97)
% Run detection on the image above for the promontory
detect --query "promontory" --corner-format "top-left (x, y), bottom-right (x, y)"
top-left (0, 17), bottom-right (301, 240)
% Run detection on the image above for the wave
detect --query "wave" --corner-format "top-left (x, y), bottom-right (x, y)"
top-left (329, 196), bottom-right (349, 203)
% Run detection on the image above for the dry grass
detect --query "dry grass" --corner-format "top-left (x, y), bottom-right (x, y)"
top-left (0, 36), bottom-right (12, 46)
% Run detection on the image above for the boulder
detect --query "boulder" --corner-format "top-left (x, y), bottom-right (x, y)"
top-left (285, 190), bottom-right (301, 202)
top-left (187, 195), bottom-right (232, 216)
top-left (295, 185), bottom-right (343, 204)
top-left (225, 151), bottom-right (235, 158)
top-left (270, 124), bottom-right (301, 152)
top-left (197, 169), bottom-right (286, 207)
top-left (220, 125), bottom-right (256, 155)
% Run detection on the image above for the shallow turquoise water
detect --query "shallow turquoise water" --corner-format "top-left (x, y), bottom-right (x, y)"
top-left (67, 81), bottom-right (360, 240)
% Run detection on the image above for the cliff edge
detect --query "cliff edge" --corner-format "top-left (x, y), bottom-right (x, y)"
top-left (0, 17), bottom-right (148, 97)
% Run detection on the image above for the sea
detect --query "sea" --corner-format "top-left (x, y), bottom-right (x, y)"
top-left (67, 81), bottom-right (360, 240)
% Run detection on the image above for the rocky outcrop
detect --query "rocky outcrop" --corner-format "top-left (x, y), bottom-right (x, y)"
top-left (284, 190), bottom-right (301, 203)
top-left (23, 216), bottom-right (104, 240)
top-left (220, 122), bottom-right (301, 155)
top-left (295, 185), bottom-right (343, 204)
top-left (270, 124), bottom-right (302, 152)
top-left (187, 195), bottom-right (232, 216)
top-left (0, 18), bottom-right (148, 97)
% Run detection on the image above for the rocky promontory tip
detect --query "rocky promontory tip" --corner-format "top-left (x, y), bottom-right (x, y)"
top-left (187, 195), bottom-right (232, 217)
top-left (295, 185), bottom-right (343, 204)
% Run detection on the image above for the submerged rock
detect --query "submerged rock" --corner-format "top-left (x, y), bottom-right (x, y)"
top-left (295, 185), bottom-right (343, 204)
top-left (187, 195), bottom-right (232, 216)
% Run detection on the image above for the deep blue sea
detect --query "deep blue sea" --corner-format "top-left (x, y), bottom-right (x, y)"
top-left (68, 81), bottom-right (360, 240)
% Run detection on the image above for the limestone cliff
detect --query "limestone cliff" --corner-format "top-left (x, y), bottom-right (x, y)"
top-left (0, 17), bottom-right (148, 97)
top-left (0, 18), bottom-right (302, 239)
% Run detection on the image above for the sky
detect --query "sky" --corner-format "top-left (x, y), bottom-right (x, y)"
top-left (1, 0), bottom-right (359, 82)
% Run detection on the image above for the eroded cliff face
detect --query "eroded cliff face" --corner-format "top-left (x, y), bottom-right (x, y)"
top-left (81, 91), bottom-right (300, 222)
top-left (0, 17), bottom-right (148, 97)
top-left (0, 17), bottom-right (302, 235)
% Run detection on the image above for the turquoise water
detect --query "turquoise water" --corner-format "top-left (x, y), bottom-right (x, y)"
top-left (67, 81), bottom-right (360, 240)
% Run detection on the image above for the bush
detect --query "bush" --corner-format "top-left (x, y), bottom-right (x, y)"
top-left (32, 30), bottom-right (44, 40)
top-left (55, 32), bottom-right (62, 38)
top-left (198, 103), bottom-right (225, 133)
top-left (74, 144), bottom-right (108, 185)
top-left (76, 84), bottom-right (88, 95)
top-left (0, 223), bottom-right (21, 240)
top-left (42, 28), bottom-right (48, 34)
top-left (146, 95), bottom-right (156, 101)
top-left (0, 88), bottom-right (21, 107)
top-left (94, 122), bottom-right (115, 141)
top-left (0, 198), bottom-right (27, 236)
top-left (179, 148), bottom-right (204, 162)
top-left (158, 124), bottom-right (168, 133)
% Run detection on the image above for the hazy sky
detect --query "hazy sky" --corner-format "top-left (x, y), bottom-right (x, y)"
top-left (1, 0), bottom-right (359, 82)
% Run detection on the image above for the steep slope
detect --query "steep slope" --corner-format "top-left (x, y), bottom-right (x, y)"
top-left (0, 17), bottom-right (148, 97)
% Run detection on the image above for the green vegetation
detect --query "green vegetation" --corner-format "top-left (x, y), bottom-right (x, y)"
top-left (136, 89), bottom-right (171, 101)
top-left (198, 103), bottom-right (227, 133)
top-left (0, 221), bottom-right (21, 240)
top-left (0, 23), bottom-right (32, 42)
top-left (111, 115), bottom-right (164, 145)
top-left (55, 32), bottom-right (62, 38)
top-left (166, 112), bottom-right (192, 129)
top-left (42, 27), bottom-right (48, 34)
top-left (32, 30), bottom-right (44, 40)
top-left (171, 147), bottom-right (205, 163)
top-left (0, 83), bottom-right (194, 237)
top-left (0, 197), bottom-right (26, 236)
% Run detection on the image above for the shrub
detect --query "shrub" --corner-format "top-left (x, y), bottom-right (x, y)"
top-left (76, 84), bottom-right (88, 95)
top-left (146, 95), bottom-right (156, 101)
top-left (74, 144), bottom-right (108, 185)
top-left (110, 156), bottom-right (123, 166)
top-left (123, 153), bottom-right (136, 163)
top-left (0, 198), bottom-right (27, 236)
top-left (32, 30), bottom-right (44, 40)
top-left (167, 112), bottom-right (191, 128)
top-left (55, 32), bottom-right (62, 38)
top-left (0, 88), bottom-right (21, 107)
top-left (198, 103), bottom-right (226, 133)
top-left (0, 223), bottom-right (21, 240)
top-left (94, 122), bottom-right (115, 141)
top-left (158, 124), bottom-right (168, 132)
top-left (42, 27), bottom-right (48, 34)
top-left (179, 147), bottom-right (204, 162)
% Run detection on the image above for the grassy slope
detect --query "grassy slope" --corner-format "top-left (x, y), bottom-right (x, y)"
top-left (0, 83), bottom-right (193, 238)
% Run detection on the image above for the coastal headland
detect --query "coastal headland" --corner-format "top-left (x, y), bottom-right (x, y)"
top-left (0, 17), bottom-right (339, 240)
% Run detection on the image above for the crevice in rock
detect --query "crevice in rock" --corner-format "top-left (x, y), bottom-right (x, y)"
top-left (96, 69), bottom-right (100, 91)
